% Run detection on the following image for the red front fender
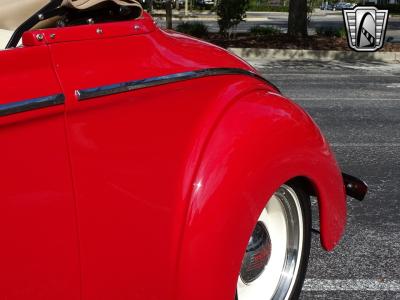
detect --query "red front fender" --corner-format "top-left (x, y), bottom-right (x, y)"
top-left (175, 90), bottom-right (346, 300)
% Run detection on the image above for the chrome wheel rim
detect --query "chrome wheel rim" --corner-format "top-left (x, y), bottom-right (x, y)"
top-left (237, 185), bottom-right (304, 300)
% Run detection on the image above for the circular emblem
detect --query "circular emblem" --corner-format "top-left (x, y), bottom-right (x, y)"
top-left (240, 222), bottom-right (272, 284)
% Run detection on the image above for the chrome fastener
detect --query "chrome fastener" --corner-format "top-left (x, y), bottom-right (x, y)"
top-left (36, 33), bottom-right (44, 41)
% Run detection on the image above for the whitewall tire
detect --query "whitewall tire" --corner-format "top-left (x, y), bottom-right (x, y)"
top-left (237, 184), bottom-right (311, 300)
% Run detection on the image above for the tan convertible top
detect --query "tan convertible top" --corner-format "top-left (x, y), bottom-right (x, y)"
top-left (0, 0), bottom-right (49, 30)
top-left (0, 0), bottom-right (142, 30)
top-left (68, 0), bottom-right (142, 10)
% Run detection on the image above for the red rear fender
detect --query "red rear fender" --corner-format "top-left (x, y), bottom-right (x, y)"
top-left (175, 90), bottom-right (346, 300)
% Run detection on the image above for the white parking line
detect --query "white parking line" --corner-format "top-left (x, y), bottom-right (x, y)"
top-left (387, 83), bottom-right (400, 88)
top-left (303, 279), bottom-right (400, 291)
top-left (331, 143), bottom-right (400, 147)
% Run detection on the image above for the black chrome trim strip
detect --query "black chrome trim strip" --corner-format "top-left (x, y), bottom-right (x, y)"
top-left (76, 68), bottom-right (280, 101)
top-left (0, 94), bottom-right (64, 117)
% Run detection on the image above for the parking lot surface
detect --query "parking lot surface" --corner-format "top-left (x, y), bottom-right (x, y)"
top-left (249, 58), bottom-right (400, 299)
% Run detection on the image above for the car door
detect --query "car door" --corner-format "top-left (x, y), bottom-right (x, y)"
top-left (48, 28), bottom-right (181, 300)
top-left (47, 13), bottom-right (256, 298)
top-left (0, 45), bottom-right (80, 299)
top-left (46, 17), bottom-right (220, 298)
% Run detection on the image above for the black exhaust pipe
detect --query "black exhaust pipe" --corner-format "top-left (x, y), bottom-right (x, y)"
top-left (342, 173), bottom-right (368, 201)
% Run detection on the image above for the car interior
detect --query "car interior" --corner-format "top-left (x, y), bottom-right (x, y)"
top-left (0, 0), bottom-right (143, 50)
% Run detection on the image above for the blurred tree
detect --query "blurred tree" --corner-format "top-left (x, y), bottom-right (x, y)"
top-left (307, 0), bottom-right (318, 26)
top-left (217, 0), bottom-right (249, 36)
top-left (147, 0), bottom-right (154, 12)
top-left (166, 0), bottom-right (173, 29)
top-left (288, 0), bottom-right (307, 36)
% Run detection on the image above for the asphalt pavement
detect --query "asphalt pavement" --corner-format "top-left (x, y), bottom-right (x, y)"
top-left (248, 58), bottom-right (400, 299)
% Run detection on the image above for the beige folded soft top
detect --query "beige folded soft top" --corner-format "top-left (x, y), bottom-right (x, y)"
top-left (68, 0), bottom-right (141, 10)
top-left (0, 0), bottom-right (142, 30)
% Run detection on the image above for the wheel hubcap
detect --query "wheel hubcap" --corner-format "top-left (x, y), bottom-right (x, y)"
top-left (237, 185), bottom-right (304, 300)
top-left (240, 222), bottom-right (272, 284)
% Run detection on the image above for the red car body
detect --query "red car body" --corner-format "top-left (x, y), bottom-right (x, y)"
top-left (0, 12), bottom-right (346, 300)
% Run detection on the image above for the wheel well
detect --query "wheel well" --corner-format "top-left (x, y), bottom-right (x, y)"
top-left (286, 176), bottom-right (316, 198)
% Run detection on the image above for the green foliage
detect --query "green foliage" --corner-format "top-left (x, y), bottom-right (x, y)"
top-left (316, 26), bottom-right (346, 38)
top-left (175, 22), bottom-right (209, 38)
top-left (217, 0), bottom-right (249, 35)
top-left (249, 25), bottom-right (281, 36)
top-left (307, 0), bottom-right (318, 21)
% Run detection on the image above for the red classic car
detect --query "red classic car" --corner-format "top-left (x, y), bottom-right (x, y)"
top-left (0, 1), bottom-right (367, 299)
